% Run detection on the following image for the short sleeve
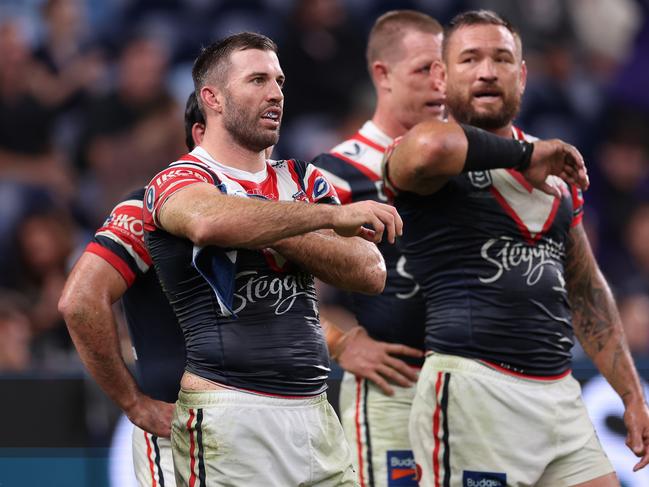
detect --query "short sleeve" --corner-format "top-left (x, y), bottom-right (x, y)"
top-left (86, 190), bottom-right (151, 287)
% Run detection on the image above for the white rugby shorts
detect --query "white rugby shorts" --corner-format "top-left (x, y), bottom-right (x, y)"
top-left (409, 353), bottom-right (614, 487)
top-left (172, 388), bottom-right (358, 486)
top-left (339, 371), bottom-right (419, 487)
top-left (132, 424), bottom-right (176, 487)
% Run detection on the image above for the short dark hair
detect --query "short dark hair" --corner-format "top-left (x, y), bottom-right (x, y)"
top-left (443, 10), bottom-right (522, 61)
top-left (184, 92), bottom-right (205, 151)
top-left (192, 32), bottom-right (278, 109)
top-left (367, 10), bottom-right (442, 71)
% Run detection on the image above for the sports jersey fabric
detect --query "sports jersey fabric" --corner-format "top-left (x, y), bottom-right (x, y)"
top-left (392, 127), bottom-right (584, 376)
top-left (143, 147), bottom-right (340, 396)
top-left (86, 188), bottom-right (185, 403)
top-left (313, 121), bottom-right (426, 364)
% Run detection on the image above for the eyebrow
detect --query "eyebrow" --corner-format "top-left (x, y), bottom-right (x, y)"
top-left (459, 47), bottom-right (515, 56)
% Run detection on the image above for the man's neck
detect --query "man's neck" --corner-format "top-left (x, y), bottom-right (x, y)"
top-left (488, 124), bottom-right (514, 138)
top-left (371, 104), bottom-right (409, 139)
top-left (200, 128), bottom-right (266, 173)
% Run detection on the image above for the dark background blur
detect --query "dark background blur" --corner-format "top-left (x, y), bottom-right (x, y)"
top-left (1, 0), bottom-right (649, 485)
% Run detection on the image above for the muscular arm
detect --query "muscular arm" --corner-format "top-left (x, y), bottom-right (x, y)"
top-left (272, 229), bottom-right (385, 294)
top-left (385, 119), bottom-right (588, 196)
top-left (158, 182), bottom-right (401, 247)
top-left (386, 119), bottom-right (467, 195)
top-left (58, 253), bottom-right (174, 437)
top-left (566, 223), bottom-right (649, 470)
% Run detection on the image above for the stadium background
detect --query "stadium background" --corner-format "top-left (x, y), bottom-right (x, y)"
top-left (1, 0), bottom-right (649, 485)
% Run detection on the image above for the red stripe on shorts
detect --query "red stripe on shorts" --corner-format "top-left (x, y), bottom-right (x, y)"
top-left (355, 377), bottom-right (367, 487)
top-left (187, 409), bottom-right (197, 487)
top-left (432, 371), bottom-right (443, 487)
top-left (144, 431), bottom-right (158, 487)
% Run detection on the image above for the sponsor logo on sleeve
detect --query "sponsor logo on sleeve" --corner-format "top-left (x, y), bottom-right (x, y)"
top-left (145, 187), bottom-right (155, 212)
top-left (463, 471), bottom-right (506, 487)
top-left (312, 176), bottom-right (331, 201)
top-left (387, 451), bottom-right (419, 486)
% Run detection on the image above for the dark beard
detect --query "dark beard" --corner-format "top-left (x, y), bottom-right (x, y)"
top-left (223, 98), bottom-right (280, 152)
top-left (446, 90), bottom-right (520, 131)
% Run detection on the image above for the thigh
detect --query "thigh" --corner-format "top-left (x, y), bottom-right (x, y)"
top-left (537, 378), bottom-right (615, 487)
top-left (339, 372), bottom-right (416, 487)
top-left (132, 425), bottom-right (176, 487)
top-left (309, 400), bottom-right (359, 487)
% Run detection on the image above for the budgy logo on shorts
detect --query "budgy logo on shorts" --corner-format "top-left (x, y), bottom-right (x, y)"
top-left (387, 451), bottom-right (419, 486)
top-left (463, 471), bottom-right (506, 487)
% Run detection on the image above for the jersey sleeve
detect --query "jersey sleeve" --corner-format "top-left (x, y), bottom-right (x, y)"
top-left (303, 163), bottom-right (341, 205)
top-left (85, 189), bottom-right (151, 287)
top-left (290, 159), bottom-right (341, 205)
top-left (311, 153), bottom-right (353, 204)
top-left (381, 136), bottom-right (403, 199)
top-left (570, 185), bottom-right (585, 227)
top-left (143, 161), bottom-right (217, 229)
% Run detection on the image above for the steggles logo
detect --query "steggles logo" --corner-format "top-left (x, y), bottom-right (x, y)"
top-left (479, 236), bottom-right (565, 286)
top-left (231, 270), bottom-right (315, 315)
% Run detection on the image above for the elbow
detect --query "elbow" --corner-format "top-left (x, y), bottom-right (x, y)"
top-left (357, 250), bottom-right (387, 295)
top-left (58, 291), bottom-right (83, 330)
top-left (391, 131), bottom-right (456, 193)
top-left (187, 217), bottom-right (228, 248)
top-left (57, 290), bottom-right (74, 322)
top-left (367, 269), bottom-right (386, 295)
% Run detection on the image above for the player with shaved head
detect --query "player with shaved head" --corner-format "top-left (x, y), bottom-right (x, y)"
top-left (313, 10), bottom-right (444, 487)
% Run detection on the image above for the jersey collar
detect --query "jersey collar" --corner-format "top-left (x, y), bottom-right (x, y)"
top-left (190, 146), bottom-right (269, 183)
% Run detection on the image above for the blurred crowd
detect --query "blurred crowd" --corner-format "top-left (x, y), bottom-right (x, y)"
top-left (1, 0), bottom-right (649, 374)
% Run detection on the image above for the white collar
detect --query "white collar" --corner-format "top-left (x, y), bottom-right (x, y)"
top-left (191, 146), bottom-right (269, 183)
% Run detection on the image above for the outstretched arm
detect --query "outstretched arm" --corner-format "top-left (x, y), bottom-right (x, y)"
top-left (384, 119), bottom-right (588, 196)
top-left (58, 253), bottom-right (174, 437)
top-left (566, 223), bottom-right (649, 471)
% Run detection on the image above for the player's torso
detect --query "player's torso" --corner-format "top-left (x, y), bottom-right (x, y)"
top-left (395, 130), bottom-right (581, 376)
top-left (313, 122), bottom-right (426, 360)
top-left (143, 151), bottom-right (333, 395)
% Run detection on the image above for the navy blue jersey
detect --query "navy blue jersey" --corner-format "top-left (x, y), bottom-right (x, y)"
top-left (86, 188), bottom-right (185, 403)
top-left (390, 128), bottom-right (585, 377)
top-left (313, 121), bottom-right (426, 364)
top-left (143, 147), bottom-right (340, 396)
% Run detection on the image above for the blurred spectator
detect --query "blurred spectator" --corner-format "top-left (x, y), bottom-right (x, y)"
top-left (10, 206), bottom-right (80, 371)
top-left (619, 292), bottom-right (649, 359)
top-left (278, 0), bottom-right (368, 159)
top-left (518, 39), bottom-right (602, 151)
top-left (0, 291), bottom-right (32, 373)
top-left (590, 112), bottom-right (649, 275)
top-left (31, 0), bottom-right (107, 151)
top-left (0, 18), bottom-right (77, 287)
top-left (77, 34), bottom-right (184, 227)
top-left (0, 19), bottom-right (73, 195)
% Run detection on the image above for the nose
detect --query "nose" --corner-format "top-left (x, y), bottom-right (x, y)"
top-left (268, 80), bottom-right (284, 103)
top-left (476, 58), bottom-right (497, 82)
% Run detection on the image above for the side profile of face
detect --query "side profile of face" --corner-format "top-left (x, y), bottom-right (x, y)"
top-left (444, 23), bottom-right (526, 131)
top-left (384, 30), bottom-right (445, 129)
top-left (221, 49), bottom-right (285, 152)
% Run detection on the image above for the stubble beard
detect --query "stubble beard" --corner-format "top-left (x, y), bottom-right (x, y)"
top-left (446, 87), bottom-right (521, 131)
top-left (223, 97), bottom-right (280, 153)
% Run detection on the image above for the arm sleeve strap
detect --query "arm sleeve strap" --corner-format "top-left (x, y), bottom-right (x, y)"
top-left (461, 123), bottom-right (534, 173)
